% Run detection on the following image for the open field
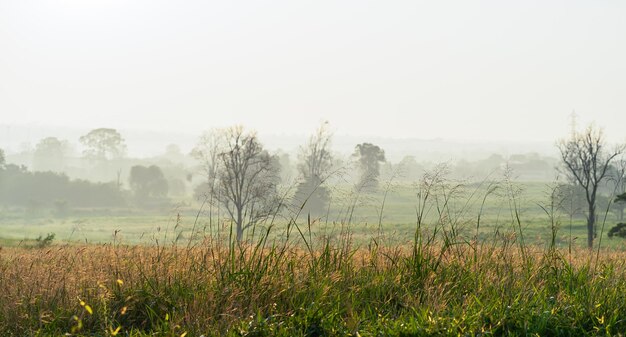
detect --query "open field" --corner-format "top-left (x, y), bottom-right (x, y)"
top-left (1, 181), bottom-right (625, 250)
top-left (3, 179), bottom-right (626, 335)
top-left (1, 179), bottom-right (626, 335)
top-left (2, 228), bottom-right (626, 336)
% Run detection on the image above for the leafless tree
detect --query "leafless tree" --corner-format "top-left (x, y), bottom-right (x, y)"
top-left (191, 129), bottom-right (225, 233)
top-left (294, 122), bottom-right (333, 215)
top-left (558, 124), bottom-right (624, 249)
top-left (213, 126), bottom-right (280, 242)
top-left (191, 129), bottom-right (224, 194)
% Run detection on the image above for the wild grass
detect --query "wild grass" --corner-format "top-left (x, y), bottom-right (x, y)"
top-left (2, 231), bottom-right (626, 336)
top-left (2, 175), bottom-right (626, 336)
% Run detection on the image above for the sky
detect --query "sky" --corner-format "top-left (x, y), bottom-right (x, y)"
top-left (1, 0), bottom-right (625, 144)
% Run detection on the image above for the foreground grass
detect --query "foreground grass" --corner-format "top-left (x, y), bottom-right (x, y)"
top-left (2, 230), bottom-right (626, 336)
top-left (3, 174), bottom-right (626, 336)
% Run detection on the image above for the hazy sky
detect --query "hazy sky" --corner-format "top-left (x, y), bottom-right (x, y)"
top-left (1, 0), bottom-right (625, 142)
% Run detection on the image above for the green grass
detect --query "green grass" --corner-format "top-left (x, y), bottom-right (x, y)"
top-left (2, 222), bottom-right (626, 336)
top-left (2, 177), bottom-right (626, 335)
top-left (2, 180), bottom-right (621, 249)
top-left (0, 177), bottom-right (626, 336)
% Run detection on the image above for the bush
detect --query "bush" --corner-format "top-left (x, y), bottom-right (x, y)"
top-left (34, 233), bottom-right (55, 248)
top-left (608, 223), bottom-right (626, 238)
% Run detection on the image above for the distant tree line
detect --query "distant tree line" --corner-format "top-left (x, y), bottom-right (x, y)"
top-left (8, 121), bottom-right (617, 247)
top-left (0, 164), bottom-right (125, 208)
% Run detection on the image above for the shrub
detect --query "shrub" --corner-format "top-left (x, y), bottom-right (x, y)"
top-left (608, 223), bottom-right (626, 238)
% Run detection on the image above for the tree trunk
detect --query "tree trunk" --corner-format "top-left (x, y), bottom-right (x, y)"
top-left (236, 207), bottom-right (243, 242)
top-left (587, 203), bottom-right (595, 249)
top-left (236, 226), bottom-right (243, 243)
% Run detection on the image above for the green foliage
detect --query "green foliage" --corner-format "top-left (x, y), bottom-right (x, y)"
top-left (608, 223), bottom-right (626, 238)
top-left (0, 164), bottom-right (126, 208)
top-left (353, 142), bottom-right (386, 190)
top-left (33, 137), bottom-right (68, 172)
top-left (293, 177), bottom-right (330, 216)
top-left (79, 128), bottom-right (127, 161)
top-left (129, 165), bottom-right (169, 200)
top-left (34, 232), bottom-right (55, 248)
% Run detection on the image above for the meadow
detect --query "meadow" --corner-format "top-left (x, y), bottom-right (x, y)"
top-left (0, 180), bottom-right (620, 249)
top-left (2, 178), bottom-right (626, 335)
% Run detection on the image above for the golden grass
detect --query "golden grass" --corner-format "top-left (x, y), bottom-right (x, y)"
top-left (1, 240), bottom-right (626, 335)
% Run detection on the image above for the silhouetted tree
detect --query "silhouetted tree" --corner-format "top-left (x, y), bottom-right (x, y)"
top-left (213, 126), bottom-right (280, 242)
top-left (558, 124), bottom-right (624, 249)
top-left (79, 128), bottom-right (126, 161)
top-left (33, 137), bottom-right (68, 172)
top-left (129, 165), bottom-right (169, 200)
top-left (294, 122), bottom-right (333, 216)
top-left (353, 142), bottom-right (386, 191)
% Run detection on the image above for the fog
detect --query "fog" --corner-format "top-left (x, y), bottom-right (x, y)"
top-left (3, 3), bottom-right (626, 335)
top-left (1, 1), bottom-right (625, 244)
top-left (2, 1), bottom-right (626, 143)
top-left (0, 123), bottom-right (557, 160)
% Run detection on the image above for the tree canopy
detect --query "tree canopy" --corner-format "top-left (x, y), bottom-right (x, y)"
top-left (33, 137), bottom-right (68, 172)
top-left (129, 165), bottom-right (169, 200)
top-left (353, 142), bottom-right (386, 191)
top-left (79, 128), bottom-right (126, 161)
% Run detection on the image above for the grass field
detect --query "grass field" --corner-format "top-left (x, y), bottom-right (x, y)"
top-left (2, 222), bottom-right (626, 336)
top-left (3, 178), bottom-right (626, 335)
top-left (1, 180), bottom-right (624, 250)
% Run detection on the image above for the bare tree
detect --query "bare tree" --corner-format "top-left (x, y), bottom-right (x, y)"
top-left (211, 126), bottom-right (280, 242)
top-left (191, 130), bottom-right (226, 236)
top-left (191, 129), bottom-right (224, 195)
top-left (294, 121), bottom-right (333, 215)
top-left (558, 124), bottom-right (624, 249)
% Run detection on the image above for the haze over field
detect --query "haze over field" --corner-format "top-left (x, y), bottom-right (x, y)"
top-left (1, 1), bottom-right (625, 145)
top-left (5, 2), bottom-right (626, 335)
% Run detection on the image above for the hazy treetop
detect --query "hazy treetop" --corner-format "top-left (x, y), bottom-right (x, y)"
top-left (1, 1), bottom-right (625, 143)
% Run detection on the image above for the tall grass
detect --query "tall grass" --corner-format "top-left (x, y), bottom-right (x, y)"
top-left (1, 174), bottom-right (626, 336)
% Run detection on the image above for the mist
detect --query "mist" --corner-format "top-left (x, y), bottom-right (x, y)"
top-left (2, 1), bottom-right (626, 143)
top-left (4, 1), bottom-right (626, 335)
